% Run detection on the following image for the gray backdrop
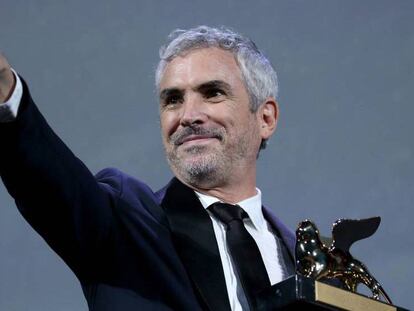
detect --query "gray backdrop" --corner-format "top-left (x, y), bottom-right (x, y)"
top-left (1, 1), bottom-right (413, 310)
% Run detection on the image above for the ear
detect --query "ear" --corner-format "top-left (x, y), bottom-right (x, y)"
top-left (258, 97), bottom-right (279, 140)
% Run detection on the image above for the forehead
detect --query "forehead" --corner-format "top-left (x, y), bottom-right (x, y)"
top-left (159, 47), bottom-right (244, 90)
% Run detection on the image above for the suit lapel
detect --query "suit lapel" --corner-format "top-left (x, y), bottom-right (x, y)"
top-left (160, 178), bottom-right (231, 311)
top-left (262, 206), bottom-right (296, 276)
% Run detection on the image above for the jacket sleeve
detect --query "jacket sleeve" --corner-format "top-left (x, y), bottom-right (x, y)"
top-left (0, 77), bottom-right (115, 280)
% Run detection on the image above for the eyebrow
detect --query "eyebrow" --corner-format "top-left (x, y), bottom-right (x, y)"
top-left (195, 80), bottom-right (233, 95)
top-left (159, 87), bottom-right (182, 100)
top-left (159, 80), bottom-right (233, 100)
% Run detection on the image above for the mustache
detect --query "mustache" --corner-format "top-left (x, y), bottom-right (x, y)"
top-left (170, 126), bottom-right (224, 146)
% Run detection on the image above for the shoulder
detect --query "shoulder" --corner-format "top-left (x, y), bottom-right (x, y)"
top-left (95, 167), bottom-right (168, 225)
top-left (95, 167), bottom-right (155, 198)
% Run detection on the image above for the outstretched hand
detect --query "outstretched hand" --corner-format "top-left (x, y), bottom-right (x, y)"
top-left (0, 52), bottom-right (16, 103)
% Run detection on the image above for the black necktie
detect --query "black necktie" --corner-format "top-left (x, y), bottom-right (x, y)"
top-left (208, 202), bottom-right (271, 309)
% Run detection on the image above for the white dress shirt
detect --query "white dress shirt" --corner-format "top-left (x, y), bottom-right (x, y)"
top-left (1, 72), bottom-right (285, 311)
top-left (196, 190), bottom-right (284, 311)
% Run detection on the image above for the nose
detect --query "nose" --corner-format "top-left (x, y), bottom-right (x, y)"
top-left (180, 93), bottom-right (208, 126)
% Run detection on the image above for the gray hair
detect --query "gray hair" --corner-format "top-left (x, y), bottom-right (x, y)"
top-left (155, 25), bottom-right (279, 112)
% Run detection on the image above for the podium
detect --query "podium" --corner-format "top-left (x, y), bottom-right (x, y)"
top-left (256, 275), bottom-right (409, 311)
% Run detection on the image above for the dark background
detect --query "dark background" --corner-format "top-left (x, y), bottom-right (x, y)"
top-left (1, 1), bottom-right (413, 310)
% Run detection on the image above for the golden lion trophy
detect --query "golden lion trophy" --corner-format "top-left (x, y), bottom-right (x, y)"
top-left (295, 217), bottom-right (392, 303)
top-left (256, 217), bottom-right (409, 310)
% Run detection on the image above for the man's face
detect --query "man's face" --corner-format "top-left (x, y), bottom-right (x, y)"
top-left (158, 47), bottom-right (264, 188)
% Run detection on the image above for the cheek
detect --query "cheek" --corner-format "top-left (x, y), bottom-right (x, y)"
top-left (160, 113), bottom-right (177, 139)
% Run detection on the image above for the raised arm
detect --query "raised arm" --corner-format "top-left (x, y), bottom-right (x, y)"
top-left (0, 52), bottom-right (115, 280)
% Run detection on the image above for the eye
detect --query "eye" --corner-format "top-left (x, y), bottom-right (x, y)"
top-left (205, 88), bottom-right (226, 101)
top-left (163, 94), bottom-right (183, 107)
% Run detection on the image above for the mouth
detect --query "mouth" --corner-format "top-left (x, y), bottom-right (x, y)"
top-left (178, 134), bottom-right (220, 146)
top-left (169, 126), bottom-right (224, 147)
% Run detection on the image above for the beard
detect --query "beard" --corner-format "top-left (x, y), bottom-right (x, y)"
top-left (165, 125), bottom-right (229, 187)
top-left (164, 123), bottom-right (257, 188)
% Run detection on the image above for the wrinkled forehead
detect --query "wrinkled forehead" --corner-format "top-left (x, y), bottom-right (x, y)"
top-left (158, 47), bottom-right (244, 91)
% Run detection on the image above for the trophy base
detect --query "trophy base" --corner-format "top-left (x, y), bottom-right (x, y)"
top-left (256, 275), bottom-right (409, 311)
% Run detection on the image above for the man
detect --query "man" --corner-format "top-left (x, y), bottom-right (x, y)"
top-left (0, 26), bottom-right (295, 310)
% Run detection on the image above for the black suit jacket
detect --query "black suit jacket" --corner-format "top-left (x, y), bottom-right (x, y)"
top-left (0, 79), bottom-right (295, 310)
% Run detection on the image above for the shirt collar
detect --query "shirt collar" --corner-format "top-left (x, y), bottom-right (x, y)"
top-left (195, 189), bottom-right (265, 230)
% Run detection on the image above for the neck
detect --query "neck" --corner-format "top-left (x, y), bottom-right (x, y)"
top-left (177, 166), bottom-right (258, 204)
